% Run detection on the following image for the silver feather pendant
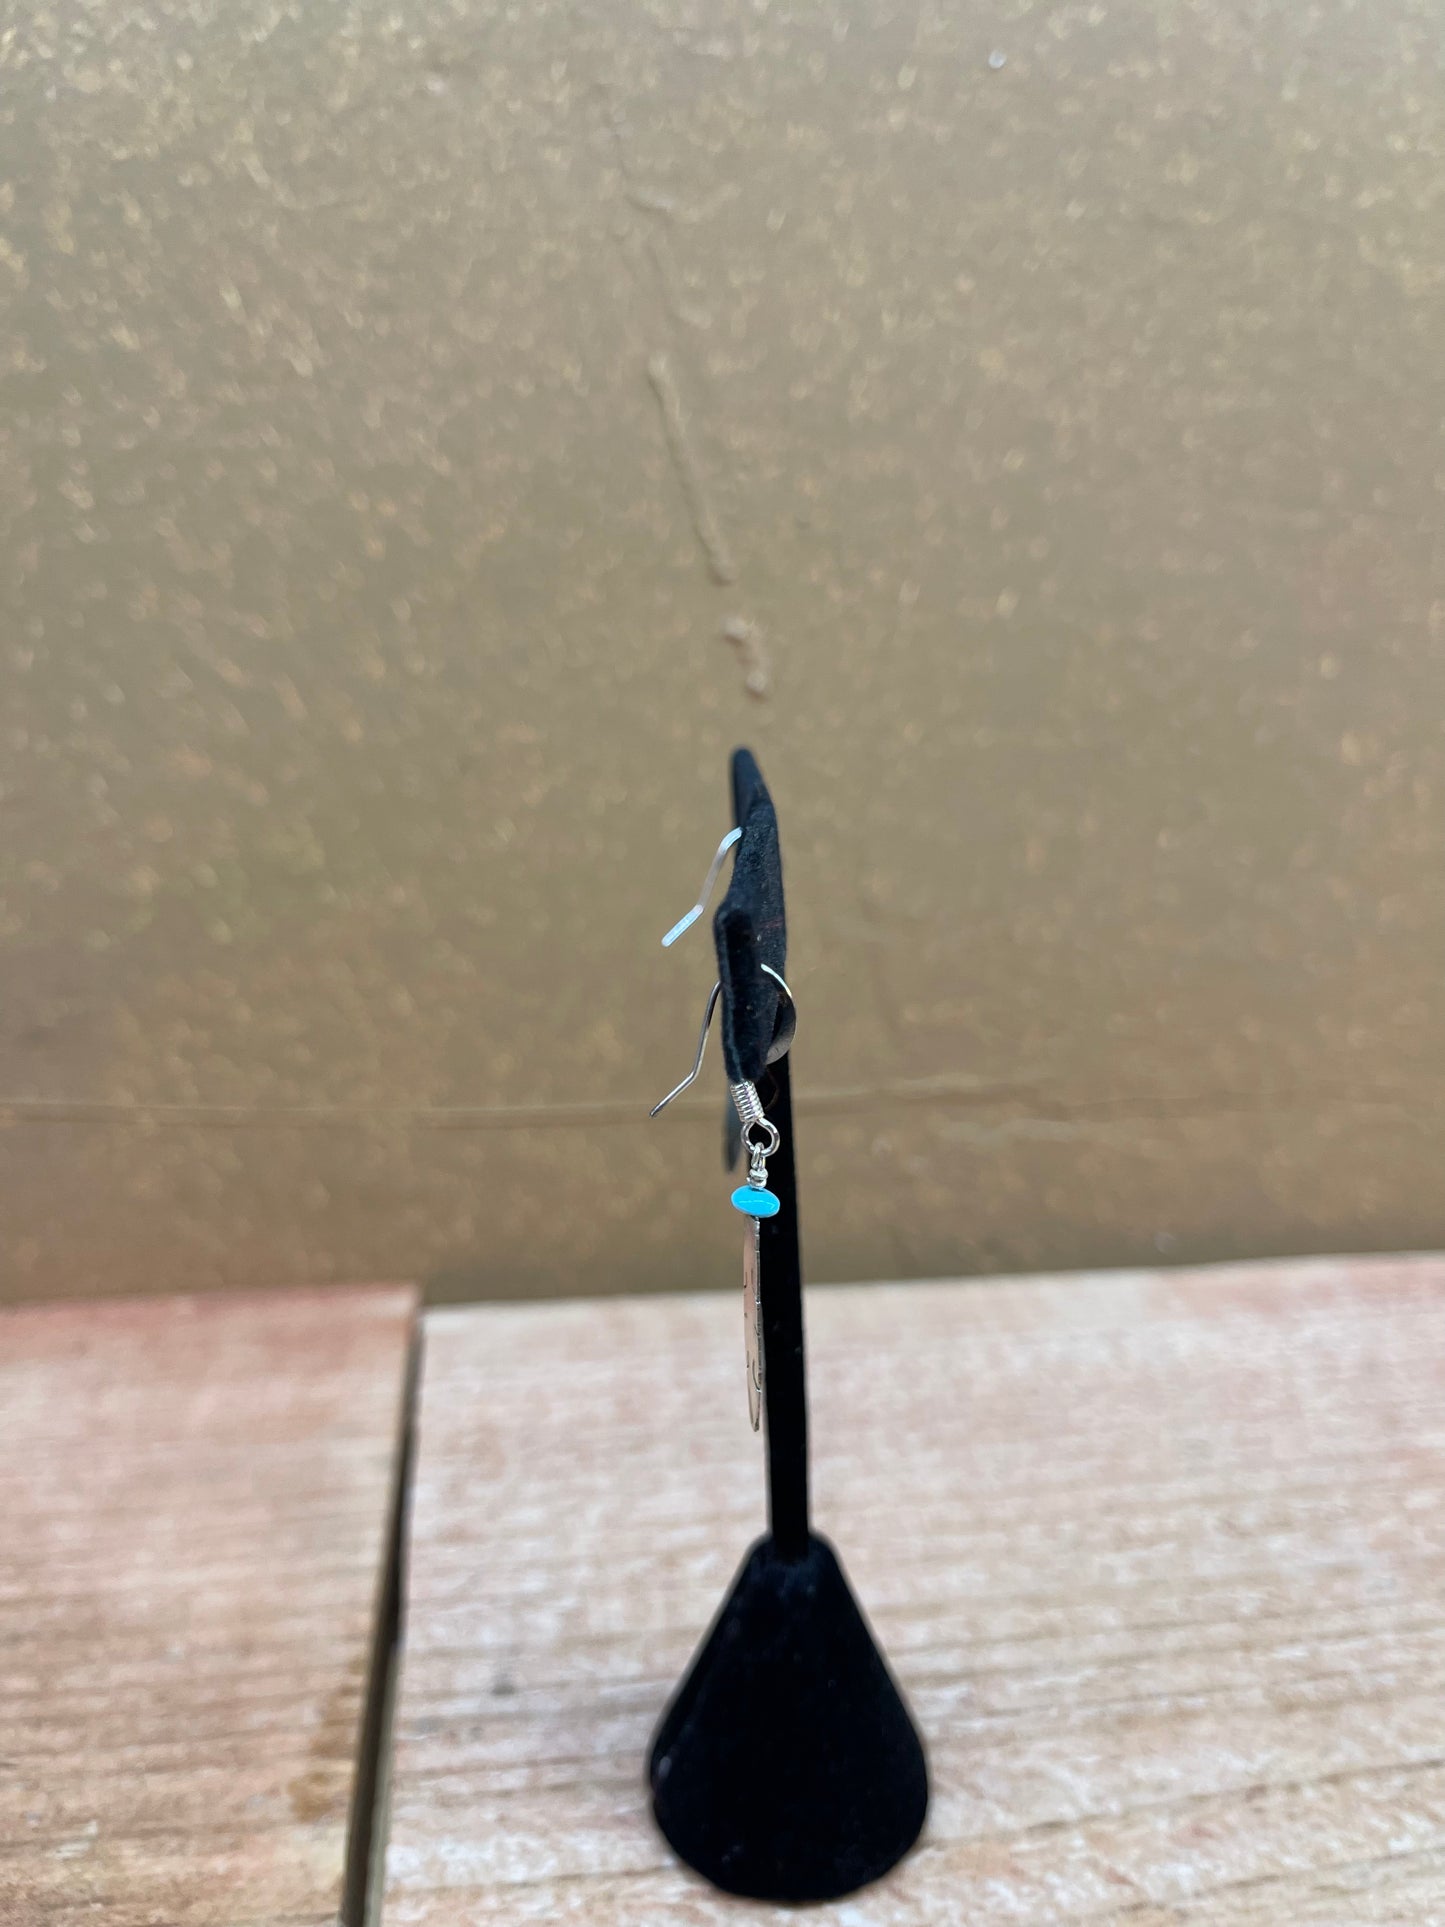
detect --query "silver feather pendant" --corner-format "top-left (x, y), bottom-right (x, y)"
top-left (743, 1216), bottom-right (764, 1431)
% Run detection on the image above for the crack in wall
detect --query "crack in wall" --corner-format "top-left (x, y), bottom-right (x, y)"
top-left (601, 83), bottom-right (770, 698)
top-left (645, 349), bottom-right (738, 586)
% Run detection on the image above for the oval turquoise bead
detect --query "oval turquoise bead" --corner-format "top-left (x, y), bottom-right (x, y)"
top-left (731, 1185), bottom-right (780, 1218)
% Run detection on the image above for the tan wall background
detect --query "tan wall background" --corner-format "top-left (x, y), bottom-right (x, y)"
top-left (2, 0), bottom-right (1442, 1305)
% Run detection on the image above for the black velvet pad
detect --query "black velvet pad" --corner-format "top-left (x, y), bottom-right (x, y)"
top-left (715, 748), bottom-right (795, 1086)
top-left (649, 1534), bottom-right (930, 1902)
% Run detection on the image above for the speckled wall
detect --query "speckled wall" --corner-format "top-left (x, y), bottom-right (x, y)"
top-left (2, 0), bottom-right (1442, 1304)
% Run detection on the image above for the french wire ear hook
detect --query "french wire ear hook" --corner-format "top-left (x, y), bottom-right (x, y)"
top-left (660, 827), bottom-right (742, 947)
top-left (650, 981), bottom-right (723, 1117)
top-left (760, 963), bottom-right (793, 1005)
top-left (649, 965), bottom-right (794, 1118)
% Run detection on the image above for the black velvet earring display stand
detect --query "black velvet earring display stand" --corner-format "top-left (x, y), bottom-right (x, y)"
top-left (649, 750), bottom-right (929, 1903)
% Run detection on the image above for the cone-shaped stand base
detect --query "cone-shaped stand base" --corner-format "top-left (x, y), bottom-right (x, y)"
top-left (649, 1532), bottom-right (928, 1902)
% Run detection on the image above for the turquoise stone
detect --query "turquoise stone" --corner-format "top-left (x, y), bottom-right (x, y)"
top-left (731, 1185), bottom-right (780, 1218)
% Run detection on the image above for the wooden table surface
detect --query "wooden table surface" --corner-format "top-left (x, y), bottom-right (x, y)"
top-left (7, 1260), bottom-right (1445, 1926)
top-left (382, 1256), bottom-right (1445, 1926)
top-left (0, 1285), bottom-right (416, 1927)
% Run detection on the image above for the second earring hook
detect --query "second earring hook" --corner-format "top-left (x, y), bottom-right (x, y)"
top-left (649, 965), bottom-right (794, 1119)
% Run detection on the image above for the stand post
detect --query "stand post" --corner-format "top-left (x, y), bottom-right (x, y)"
top-left (759, 1056), bottom-right (808, 1557)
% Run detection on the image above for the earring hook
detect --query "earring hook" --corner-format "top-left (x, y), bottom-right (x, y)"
top-left (760, 963), bottom-right (793, 1004)
top-left (650, 965), bottom-right (794, 1118)
top-left (660, 826), bottom-right (742, 948)
top-left (650, 980), bottom-right (722, 1116)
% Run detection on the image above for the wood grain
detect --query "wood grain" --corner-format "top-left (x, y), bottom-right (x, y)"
top-left (0, 1286), bottom-right (416, 1927)
top-left (383, 1256), bottom-right (1445, 1924)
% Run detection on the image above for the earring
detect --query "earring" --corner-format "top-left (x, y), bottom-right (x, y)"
top-left (659, 827), bottom-right (742, 949)
top-left (728, 1075), bottom-right (781, 1432)
top-left (651, 846), bottom-right (794, 1431)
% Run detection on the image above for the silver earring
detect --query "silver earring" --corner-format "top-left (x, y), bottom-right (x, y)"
top-left (727, 1071), bottom-right (781, 1432)
top-left (652, 856), bottom-right (794, 1430)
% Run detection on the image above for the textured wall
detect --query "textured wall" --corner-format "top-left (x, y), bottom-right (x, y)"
top-left (2, 0), bottom-right (1442, 1303)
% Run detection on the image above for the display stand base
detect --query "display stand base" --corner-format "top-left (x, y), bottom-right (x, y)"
top-left (649, 1532), bottom-right (929, 1902)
